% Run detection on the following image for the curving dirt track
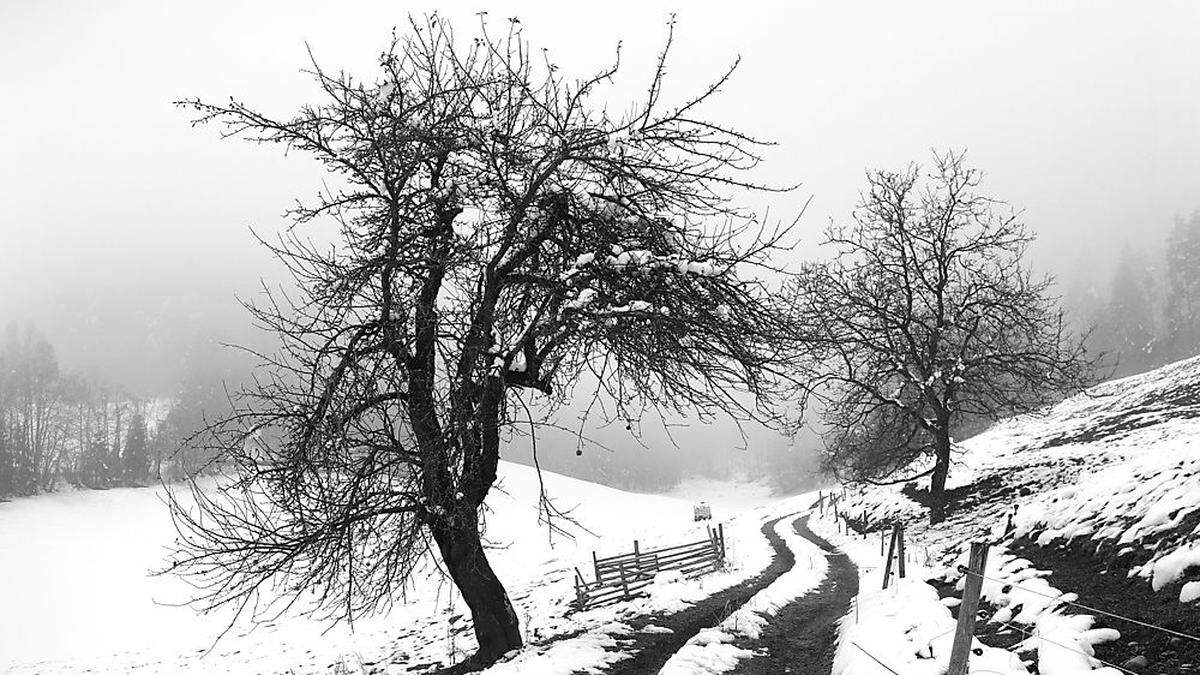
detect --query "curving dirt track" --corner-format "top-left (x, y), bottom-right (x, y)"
top-left (729, 515), bottom-right (858, 674)
top-left (591, 512), bottom-right (803, 675)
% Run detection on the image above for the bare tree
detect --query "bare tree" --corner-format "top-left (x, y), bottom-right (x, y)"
top-left (0, 324), bottom-right (71, 495)
top-left (786, 152), bottom-right (1097, 523)
top-left (166, 16), bottom-right (795, 667)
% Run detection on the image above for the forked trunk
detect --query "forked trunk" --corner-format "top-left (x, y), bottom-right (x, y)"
top-left (430, 513), bottom-right (522, 667)
top-left (928, 429), bottom-right (952, 524)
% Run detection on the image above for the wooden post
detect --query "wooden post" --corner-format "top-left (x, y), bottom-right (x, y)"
top-left (897, 525), bottom-right (907, 579)
top-left (882, 525), bottom-right (899, 589)
top-left (948, 542), bottom-right (990, 675)
top-left (593, 550), bottom-right (600, 581)
top-left (634, 540), bottom-right (641, 576)
top-left (718, 523), bottom-right (726, 559)
top-left (574, 568), bottom-right (587, 606)
top-left (618, 559), bottom-right (630, 599)
top-left (880, 529), bottom-right (886, 556)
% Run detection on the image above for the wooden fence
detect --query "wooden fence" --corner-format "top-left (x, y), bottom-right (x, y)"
top-left (571, 524), bottom-right (726, 610)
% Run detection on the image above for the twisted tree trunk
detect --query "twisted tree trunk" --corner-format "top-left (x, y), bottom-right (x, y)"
top-left (411, 363), bottom-right (521, 666)
top-left (430, 510), bottom-right (523, 664)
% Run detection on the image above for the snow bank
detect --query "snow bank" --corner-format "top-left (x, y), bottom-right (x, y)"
top-left (942, 545), bottom-right (1122, 673)
top-left (809, 512), bottom-right (1030, 675)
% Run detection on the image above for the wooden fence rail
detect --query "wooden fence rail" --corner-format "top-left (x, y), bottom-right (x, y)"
top-left (572, 524), bottom-right (726, 610)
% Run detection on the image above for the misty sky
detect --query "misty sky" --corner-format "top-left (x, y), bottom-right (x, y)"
top-left (2, 1), bottom-right (1199, 393)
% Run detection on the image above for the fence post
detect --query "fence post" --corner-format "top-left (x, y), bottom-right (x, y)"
top-left (593, 550), bottom-right (601, 581)
top-left (948, 542), bottom-right (990, 675)
top-left (718, 523), bottom-right (726, 559)
top-left (882, 525), bottom-right (899, 589)
top-left (897, 525), bottom-right (907, 579)
top-left (574, 567), bottom-right (587, 606)
top-left (618, 559), bottom-right (630, 599)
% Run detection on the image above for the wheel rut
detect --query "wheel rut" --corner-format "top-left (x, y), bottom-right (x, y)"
top-left (728, 515), bottom-right (858, 674)
top-left (589, 512), bottom-right (802, 675)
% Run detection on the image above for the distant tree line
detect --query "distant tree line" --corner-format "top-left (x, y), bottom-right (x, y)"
top-left (0, 323), bottom-right (229, 499)
top-left (1076, 211), bottom-right (1200, 377)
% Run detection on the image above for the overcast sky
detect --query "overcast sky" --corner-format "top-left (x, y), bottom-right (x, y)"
top-left (2, 1), bottom-right (1199, 392)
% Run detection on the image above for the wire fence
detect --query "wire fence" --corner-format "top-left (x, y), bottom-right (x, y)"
top-left (996, 620), bottom-right (1140, 675)
top-left (850, 641), bottom-right (901, 674)
top-left (832, 506), bottom-right (1197, 674)
top-left (959, 566), bottom-right (1200, 644)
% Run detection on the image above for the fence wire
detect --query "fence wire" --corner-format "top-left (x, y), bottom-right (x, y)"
top-left (959, 566), bottom-right (1200, 644)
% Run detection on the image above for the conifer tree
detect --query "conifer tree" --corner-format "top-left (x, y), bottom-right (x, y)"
top-left (124, 412), bottom-right (150, 484)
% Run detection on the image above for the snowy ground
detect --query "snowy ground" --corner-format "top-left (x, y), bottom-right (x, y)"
top-left (0, 461), bottom-right (793, 673)
top-left (481, 490), bottom-right (824, 675)
top-left (807, 512), bottom-right (1028, 675)
top-left (658, 513), bottom-right (828, 674)
top-left (16, 352), bottom-right (1190, 674)
top-left (826, 355), bottom-right (1200, 673)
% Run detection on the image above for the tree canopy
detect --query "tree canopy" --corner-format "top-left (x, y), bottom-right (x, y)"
top-left (786, 153), bottom-right (1097, 521)
top-left (167, 16), bottom-right (796, 666)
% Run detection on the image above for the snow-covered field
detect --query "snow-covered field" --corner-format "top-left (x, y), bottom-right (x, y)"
top-left (0, 461), bottom-right (799, 673)
top-left (18, 357), bottom-right (1191, 674)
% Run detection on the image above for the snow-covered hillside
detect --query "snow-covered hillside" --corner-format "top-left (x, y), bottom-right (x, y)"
top-left (830, 355), bottom-right (1200, 673)
top-left (0, 460), bottom-right (799, 673)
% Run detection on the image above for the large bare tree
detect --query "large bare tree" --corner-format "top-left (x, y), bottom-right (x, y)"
top-left (166, 16), bottom-right (795, 667)
top-left (787, 153), bottom-right (1097, 523)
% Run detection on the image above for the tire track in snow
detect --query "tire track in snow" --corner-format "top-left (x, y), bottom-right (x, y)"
top-left (727, 515), bottom-right (858, 674)
top-left (589, 512), bottom-right (801, 675)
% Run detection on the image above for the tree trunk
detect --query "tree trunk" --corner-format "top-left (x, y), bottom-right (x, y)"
top-left (430, 512), bottom-right (523, 667)
top-left (928, 429), bottom-right (952, 524)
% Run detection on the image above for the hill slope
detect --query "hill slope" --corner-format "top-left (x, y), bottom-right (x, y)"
top-left (831, 355), bottom-right (1200, 673)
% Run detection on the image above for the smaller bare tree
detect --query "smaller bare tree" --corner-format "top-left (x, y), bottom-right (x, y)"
top-left (787, 152), bottom-right (1099, 522)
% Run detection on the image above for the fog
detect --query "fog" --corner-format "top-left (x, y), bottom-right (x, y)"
top-left (2, 1), bottom-right (1198, 459)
